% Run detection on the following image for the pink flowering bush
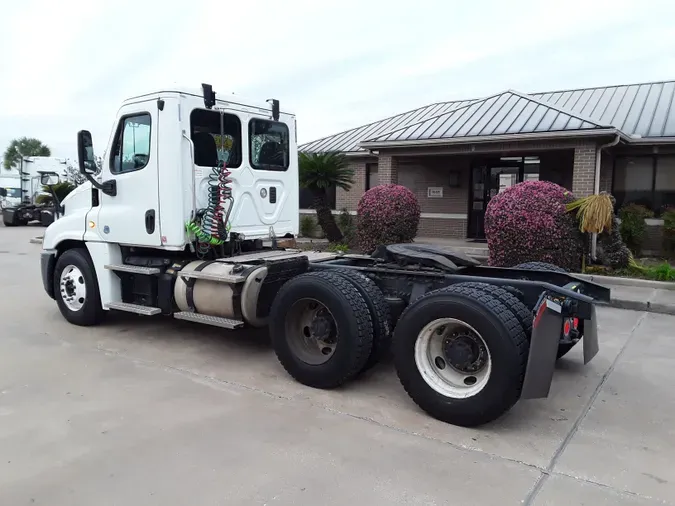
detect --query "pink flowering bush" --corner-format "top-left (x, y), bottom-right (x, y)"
top-left (357, 184), bottom-right (421, 253)
top-left (484, 180), bottom-right (584, 271)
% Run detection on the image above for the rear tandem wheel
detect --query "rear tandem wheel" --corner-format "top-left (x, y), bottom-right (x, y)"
top-left (269, 271), bottom-right (374, 389)
top-left (393, 284), bottom-right (528, 427)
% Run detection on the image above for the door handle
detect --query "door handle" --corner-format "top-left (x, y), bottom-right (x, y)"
top-left (145, 209), bottom-right (155, 234)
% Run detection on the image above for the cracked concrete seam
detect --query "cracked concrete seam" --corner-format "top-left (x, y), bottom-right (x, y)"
top-left (522, 312), bottom-right (649, 505)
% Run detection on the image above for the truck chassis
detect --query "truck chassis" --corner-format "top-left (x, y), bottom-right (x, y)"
top-left (41, 241), bottom-right (610, 428)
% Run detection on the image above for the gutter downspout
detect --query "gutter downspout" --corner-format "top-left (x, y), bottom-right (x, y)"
top-left (591, 134), bottom-right (621, 259)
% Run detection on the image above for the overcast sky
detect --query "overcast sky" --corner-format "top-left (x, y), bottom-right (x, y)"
top-left (1, 0), bottom-right (675, 163)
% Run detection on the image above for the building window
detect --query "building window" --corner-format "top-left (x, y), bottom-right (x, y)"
top-left (365, 163), bottom-right (379, 190)
top-left (299, 187), bottom-right (336, 210)
top-left (613, 155), bottom-right (675, 213)
top-left (655, 156), bottom-right (675, 211)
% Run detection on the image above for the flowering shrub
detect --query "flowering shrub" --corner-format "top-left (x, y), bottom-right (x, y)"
top-left (356, 184), bottom-right (421, 253)
top-left (484, 180), bottom-right (584, 271)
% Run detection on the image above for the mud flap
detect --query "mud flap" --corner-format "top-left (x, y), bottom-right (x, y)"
top-left (521, 297), bottom-right (563, 399)
top-left (582, 304), bottom-right (599, 365)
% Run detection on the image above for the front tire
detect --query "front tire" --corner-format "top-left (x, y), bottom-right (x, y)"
top-left (53, 248), bottom-right (103, 326)
top-left (269, 272), bottom-right (374, 389)
top-left (393, 284), bottom-right (528, 427)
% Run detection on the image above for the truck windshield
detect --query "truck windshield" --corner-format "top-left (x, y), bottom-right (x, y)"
top-left (249, 119), bottom-right (289, 171)
top-left (3, 188), bottom-right (20, 198)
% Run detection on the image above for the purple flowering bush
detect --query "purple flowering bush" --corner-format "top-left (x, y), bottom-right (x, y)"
top-left (484, 180), bottom-right (584, 271)
top-left (357, 184), bottom-right (421, 253)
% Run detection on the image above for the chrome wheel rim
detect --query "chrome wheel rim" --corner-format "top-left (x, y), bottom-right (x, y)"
top-left (285, 298), bottom-right (338, 365)
top-left (414, 318), bottom-right (491, 398)
top-left (59, 264), bottom-right (87, 312)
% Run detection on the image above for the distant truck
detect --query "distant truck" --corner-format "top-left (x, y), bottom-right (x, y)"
top-left (1, 156), bottom-right (66, 227)
top-left (0, 172), bottom-right (21, 208)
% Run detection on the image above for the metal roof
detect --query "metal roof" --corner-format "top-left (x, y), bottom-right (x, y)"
top-left (530, 81), bottom-right (675, 138)
top-left (299, 80), bottom-right (675, 153)
top-left (298, 99), bottom-right (475, 153)
top-left (364, 90), bottom-right (609, 144)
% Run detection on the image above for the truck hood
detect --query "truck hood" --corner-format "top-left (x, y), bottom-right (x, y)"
top-left (61, 181), bottom-right (92, 206)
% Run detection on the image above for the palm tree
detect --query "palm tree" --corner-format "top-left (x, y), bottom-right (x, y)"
top-left (299, 152), bottom-right (354, 243)
top-left (3, 137), bottom-right (51, 170)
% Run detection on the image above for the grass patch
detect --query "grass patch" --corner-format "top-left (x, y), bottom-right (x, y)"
top-left (587, 259), bottom-right (675, 282)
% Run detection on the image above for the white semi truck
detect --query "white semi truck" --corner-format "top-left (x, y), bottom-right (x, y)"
top-left (0, 171), bottom-right (22, 210)
top-left (40, 84), bottom-right (611, 427)
top-left (1, 156), bottom-right (66, 226)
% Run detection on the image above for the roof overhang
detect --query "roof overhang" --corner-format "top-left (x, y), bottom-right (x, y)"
top-left (627, 136), bottom-right (675, 145)
top-left (360, 128), bottom-right (629, 151)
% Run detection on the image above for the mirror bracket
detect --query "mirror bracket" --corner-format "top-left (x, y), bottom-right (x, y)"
top-left (101, 179), bottom-right (117, 197)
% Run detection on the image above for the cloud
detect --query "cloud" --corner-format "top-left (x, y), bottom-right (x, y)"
top-left (1, 0), bottom-right (674, 162)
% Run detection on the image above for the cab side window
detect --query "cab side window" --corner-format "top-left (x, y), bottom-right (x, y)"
top-left (249, 119), bottom-right (289, 171)
top-left (110, 113), bottom-right (152, 174)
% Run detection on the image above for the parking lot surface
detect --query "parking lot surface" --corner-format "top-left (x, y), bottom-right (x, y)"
top-left (1, 224), bottom-right (674, 505)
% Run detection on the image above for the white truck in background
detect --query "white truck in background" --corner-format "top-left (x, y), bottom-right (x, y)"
top-left (38, 83), bottom-right (611, 428)
top-left (1, 156), bottom-right (66, 226)
top-left (0, 171), bottom-right (22, 209)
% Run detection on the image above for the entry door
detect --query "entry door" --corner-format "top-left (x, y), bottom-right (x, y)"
top-left (469, 161), bottom-right (522, 239)
top-left (93, 107), bottom-right (161, 247)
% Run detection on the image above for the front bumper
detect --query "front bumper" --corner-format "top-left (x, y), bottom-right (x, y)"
top-left (2, 208), bottom-right (16, 225)
top-left (41, 250), bottom-right (57, 299)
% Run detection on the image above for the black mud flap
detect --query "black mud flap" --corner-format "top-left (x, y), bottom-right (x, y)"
top-left (521, 297), bottom-right (564, 399)
top-left (582, 304), bottom-right (599, 365)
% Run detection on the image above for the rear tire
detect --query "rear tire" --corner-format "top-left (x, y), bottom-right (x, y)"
top-left (333, 269), bottom-right (392, 373)
top-left (269, 272), bottom-right (374, 389)
top-left (515, 261), bottom-right (568, 274)
top-left (451, 282), bottom-right (533, 337)
top-left (393, 284), bottom-right (528, 427)
top-left (53, 248), bottom-right (104, 326)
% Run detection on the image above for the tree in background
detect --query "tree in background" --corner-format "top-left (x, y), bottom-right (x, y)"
top-left (36, 181), bottom-right (76, 205)
top-left (62, 156), bottom-right (103, 186)
top-left (3, 137), bottom-right (51, 170)
top-left (299, 152), bottom-right (354, 243)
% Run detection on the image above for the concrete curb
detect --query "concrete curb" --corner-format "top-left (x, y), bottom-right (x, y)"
top-left (574, 273), bottom-right (675, 291)
top-left (604, 299), bottom-right (675, 316)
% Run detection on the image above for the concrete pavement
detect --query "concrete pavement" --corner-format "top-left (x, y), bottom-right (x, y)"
top-left (2, 223), bottom-right (675, 505)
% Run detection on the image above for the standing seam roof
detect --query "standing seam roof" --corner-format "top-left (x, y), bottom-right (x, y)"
top-left (299, 80), bottom-right (675, 152)
top-left (364, 90), bottom-right (609, 143)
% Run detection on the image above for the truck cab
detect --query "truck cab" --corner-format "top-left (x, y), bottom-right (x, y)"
top-left (45, 85), bottom-right (298, 252)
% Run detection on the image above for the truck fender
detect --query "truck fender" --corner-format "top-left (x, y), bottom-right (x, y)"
top-left (85, 242), bottom-right (123, 309)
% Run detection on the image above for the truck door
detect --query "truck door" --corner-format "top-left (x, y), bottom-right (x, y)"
top-left (229, 117), bottom-right (296, 238)
top-left (91, 105), bottom-right (161, 246)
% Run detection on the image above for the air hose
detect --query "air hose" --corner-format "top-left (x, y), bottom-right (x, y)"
top-left (186, 123), bottom-right (235, 253)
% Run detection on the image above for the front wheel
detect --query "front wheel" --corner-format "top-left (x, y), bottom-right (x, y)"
top-left (53, 248), bottom-right (103, 326)
top-left (393, 284), bottom-right (528, 427)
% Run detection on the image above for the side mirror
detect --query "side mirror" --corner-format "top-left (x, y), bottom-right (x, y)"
top-left (77, 130), bottom-right (97, 174)
top-left (40, 172), bottom-right (60, 186)
top-left (0, 188), bottom-right (6, 197)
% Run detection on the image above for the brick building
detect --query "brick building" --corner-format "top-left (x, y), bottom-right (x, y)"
top-left (299, 81), bottom-right (675, 252)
